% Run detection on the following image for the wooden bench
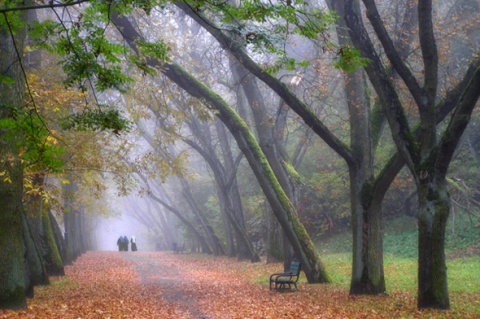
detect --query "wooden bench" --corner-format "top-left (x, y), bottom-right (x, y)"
top-left (269, 260), bottom-right (302, 291)
top-left (173, 243), bottom-right (185, 253)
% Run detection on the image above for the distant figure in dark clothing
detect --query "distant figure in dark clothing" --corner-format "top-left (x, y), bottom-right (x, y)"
top-left (117, 236), bottom-right (123, 251)
top-left (117, 235), bottom-right (129, 251)
top-left (130, 235), bottom-right (137, 251)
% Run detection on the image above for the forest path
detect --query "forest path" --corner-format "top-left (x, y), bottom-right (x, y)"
top-left (121, 251), bottom-right (211, 319)
top-left (0, 251), bottom-right (477, 318)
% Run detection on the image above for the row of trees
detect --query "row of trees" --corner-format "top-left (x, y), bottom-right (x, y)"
top-left (0, 0), bottom-right (478, 311)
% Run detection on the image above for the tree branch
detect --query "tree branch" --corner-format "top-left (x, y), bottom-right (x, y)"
top-left (436, 59), bottom-right (480, 180)
top-left (361, 0), bottom-right (424, 109)
top-left (0, 0), bottom-right (90, 13)
top-left (418, 0), bottom-right (438, 110)
top-left (344, 0), bottom-right (418, 171)
top-left (175, 1), bottom-right (356, 166)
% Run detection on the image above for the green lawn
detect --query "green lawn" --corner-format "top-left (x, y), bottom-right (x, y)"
top-left (317, 214), bottom-right (480, 293)
top-left (320, 253), bottom-right (479, 293)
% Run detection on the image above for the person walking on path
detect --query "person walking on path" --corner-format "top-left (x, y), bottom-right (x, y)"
top-left (131, 235), bottom-right (138, 251)
top-left (117, 235), bottom-right (129, 251)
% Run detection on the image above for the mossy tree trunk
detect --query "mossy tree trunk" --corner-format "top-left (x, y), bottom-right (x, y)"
top-left (229, 57), bottom-right (298, 268)
top-left (0, 7), bottom-right (28, 308)
top-left (49, 210), bottom-right (67, 266)
top-left (26, 173), bottom-right (64, 276)
top-left (162, 61), bottom-right (328, 278)
top-left (23, 212), bottom-right (49, 298)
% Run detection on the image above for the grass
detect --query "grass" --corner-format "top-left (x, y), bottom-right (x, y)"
top-left (314, 213), bottom-right (480, 294)
top-left (249, 214), bottom-right (479, 317)
top-left (319, 213), bottom-right (479, 258)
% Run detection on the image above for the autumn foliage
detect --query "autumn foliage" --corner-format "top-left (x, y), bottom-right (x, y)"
top-left (0, 251), bottom-right (477, 318)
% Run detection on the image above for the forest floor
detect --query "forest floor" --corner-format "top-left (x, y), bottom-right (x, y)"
top-left (1, 251), bottom-right (479, 318)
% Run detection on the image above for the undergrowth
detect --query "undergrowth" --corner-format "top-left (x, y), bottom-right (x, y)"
top-left (318, 212), bottom-right (479, 258)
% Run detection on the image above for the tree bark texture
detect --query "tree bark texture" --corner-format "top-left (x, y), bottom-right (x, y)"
top-left (26, 173), bottom-right (64, 276)
top-left (23, 211), bottom-right (49, 298)
top-left (417, 180), bottom-right (450, 309)
top-left (0, 7), bottom-right (28, 309)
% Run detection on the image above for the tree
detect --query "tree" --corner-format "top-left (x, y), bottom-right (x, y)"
top-left (110, 9), bottom-right (330, 282)
top-left (324, 0), bottom-right (420, 295)
top-left (343, 0), bottom-right (480, 309)
top-left (176, 0), bottom-right (383, 291)
top-left (0, 3), bottom-right (29, 309)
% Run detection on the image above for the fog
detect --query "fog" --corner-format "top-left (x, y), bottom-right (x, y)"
top-left (91, 198), bottom-right (155, 251)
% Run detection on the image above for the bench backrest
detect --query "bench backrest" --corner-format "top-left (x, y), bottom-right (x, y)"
top-left (289, 261), bottom-right (301, 275)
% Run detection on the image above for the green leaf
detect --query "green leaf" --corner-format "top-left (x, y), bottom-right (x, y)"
top-left (334, 46), bottom-right (371, 72)
top-left (136, 40), bottom-right (170, 62)
top-left (59, 108), bottom-right (131, 135)
top-left (0, 74), bottom-right (15, 85)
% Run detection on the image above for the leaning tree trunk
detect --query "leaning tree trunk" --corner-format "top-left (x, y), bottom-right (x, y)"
top-left (229, 57), bottom-right (298, 268)
top-left (23, 210), bottom-right (49, 299)
top-left (182, 119), bottom-right (258, 261)
top-left (163, 61), bottom-right (327, 279)
top-left (26, 173), bottom-right (64, 276)
top-left (180, 178), bottom-right (220, 255)
top-left (215, 121), bottom-right (252, 260)
top-left (49, 210), bottom-right (67, 266)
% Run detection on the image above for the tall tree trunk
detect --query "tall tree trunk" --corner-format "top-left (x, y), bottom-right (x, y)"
top-left (63, 178), bottom-right (81, 264)
top-left (163, 61), bottom-right (326, 278)
top-left (417, 179), bottom-right (449, 308)
top-left (23, 210), bottom-right (49, 298)
top-left (327, 0), bottom-right (383, 294)
top-left (49, 210), bottom-right (67, 265)
top-left (215, 120), bottom-right (251, 260)
top-left (26, 173), bottom-right (64, 276)
top-left (0, 7), bottom-right (28, 308)
top-left (180, 178), bottom-right (221, 255)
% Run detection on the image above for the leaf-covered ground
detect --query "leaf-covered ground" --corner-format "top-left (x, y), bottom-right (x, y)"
top-left (1, 251), bottom-right (478, 318)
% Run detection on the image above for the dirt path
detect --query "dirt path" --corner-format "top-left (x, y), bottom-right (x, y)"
top-left (122, 252), bottom-right (211, 319)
